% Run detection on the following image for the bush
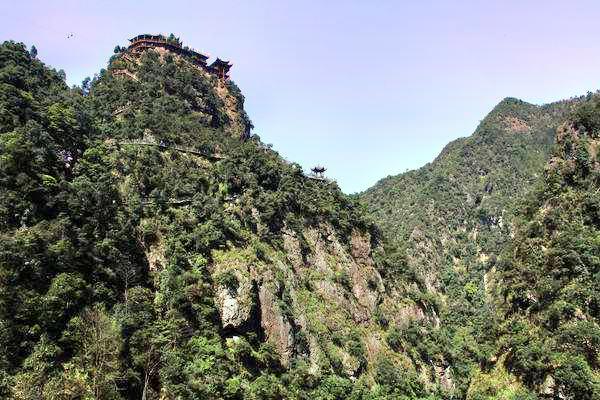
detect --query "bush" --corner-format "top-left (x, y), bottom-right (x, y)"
top-left (216, 270), bottom-right (239, 293)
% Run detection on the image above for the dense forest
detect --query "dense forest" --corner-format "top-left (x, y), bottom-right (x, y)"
top-left (360, 95), bottom-right (588, 396)
top-left (0, 36), bottom-right (598, 399)
top-left (361, 85), bottom-right (600, 397)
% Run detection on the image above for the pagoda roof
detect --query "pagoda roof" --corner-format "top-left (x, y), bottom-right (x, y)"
top-left (209, 58), bottom-right (232, 69)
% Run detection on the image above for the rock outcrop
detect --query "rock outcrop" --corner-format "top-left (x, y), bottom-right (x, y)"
top-left (209, 223), bottom-right (397, 371)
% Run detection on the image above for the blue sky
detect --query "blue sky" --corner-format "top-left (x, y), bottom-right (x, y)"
top-left (2, 0), bottom-right (600, 193)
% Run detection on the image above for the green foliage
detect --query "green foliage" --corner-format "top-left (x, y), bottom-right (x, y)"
top-left (62, 306), bottom-right (123, 399)
top-left (466, 357), bottom-right (536, 400)
top-left (386, 326), bottom-right (403, 352)
top-left (496, 94), bottom-right (600, 399)
top-left (373, 356), bottom-right (425, 398)
top-left (334, 269), bottom-right (352, 291)
top-left (215, 270), bottom-right (239, 293)
top-left (0, 39), bottom-right (383, 399)
top-left (9, 33), bottom-right (598, 400)
top-left (361, 95), bottom-right (585, 396)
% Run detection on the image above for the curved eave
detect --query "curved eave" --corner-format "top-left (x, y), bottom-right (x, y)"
top-left (209, 58), bottom-right (233, 69)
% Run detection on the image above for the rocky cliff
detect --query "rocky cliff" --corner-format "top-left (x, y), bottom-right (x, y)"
top-left (0, 38), bottom-right (436, 399)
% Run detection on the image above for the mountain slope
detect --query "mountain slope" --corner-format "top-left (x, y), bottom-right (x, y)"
top-left (0, 38), bottom-right (439, 399)
top-left (363, 96), bottom-right (578, 255)
top-left (360, 95), bottom-right (584, 393)
top-left (470, 92), bottom-right (600, 400)
top-left (5, 34), bottom-right (597, 400)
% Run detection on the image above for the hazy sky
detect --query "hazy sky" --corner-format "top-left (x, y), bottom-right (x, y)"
top-left (2, 0), bottom-right (600, 192)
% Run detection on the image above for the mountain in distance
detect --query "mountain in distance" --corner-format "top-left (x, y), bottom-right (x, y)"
top-left (360, 94), bottom-right (593, 395)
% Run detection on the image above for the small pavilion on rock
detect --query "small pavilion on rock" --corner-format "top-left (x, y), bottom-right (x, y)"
top-left (209, 58), bottom-right (232, 80)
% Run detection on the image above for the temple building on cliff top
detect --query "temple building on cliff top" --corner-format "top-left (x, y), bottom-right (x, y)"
top-left (124, 34), bottom-right (231, 80)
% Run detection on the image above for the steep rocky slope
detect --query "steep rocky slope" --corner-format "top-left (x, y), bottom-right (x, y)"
top-left (0, 38), bottom-right (439, 399)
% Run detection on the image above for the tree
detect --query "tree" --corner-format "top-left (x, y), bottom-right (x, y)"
top-left (117, 287), bottom-right (161, 399)
top-left (29, 45), bottom-right (37, 58)
top-left (115, 259), bottom-right (138, 313)
top-left (62, 306), bottom-right (123, 399)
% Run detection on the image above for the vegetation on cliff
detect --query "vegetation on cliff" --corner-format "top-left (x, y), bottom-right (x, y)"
top-left (360, 93), bottom-right (590, 395)
top-left (490, 96), bottom-right (600, 398)
top-left (462, 92), bottom-right (600, 400)
top-left (362, 88), bottom-right (600, 399)
top-left (0, 40), bottom-right (431, 399)
top-left (2, 34), bottom-right (599, 400)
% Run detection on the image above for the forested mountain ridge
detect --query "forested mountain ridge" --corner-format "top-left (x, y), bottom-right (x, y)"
top-left (360, 95), bottom-right (588, 395)
top-left (362, 96), bottom-right (580, 260)
top-left (361, 97), bottom-right (577, 298)
top-left (0, 38), bottom-right (443, 399)
top-left (468, 93), bottom-right (600, 399)
top-left (362, 93), bottom-right (600, 398)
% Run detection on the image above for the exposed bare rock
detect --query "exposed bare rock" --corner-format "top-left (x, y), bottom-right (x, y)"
top-left (250, 207), bottom-right (268, 237)
top-left (340, 349), bottom-right (361, 378)
top-left (212, 258), bottom-right (254, 330)
top-left (214, 79), bottom-right (250, 138)
top-left (215, 282), bottom-right (254, 330)
top-left (380, 296), bottom-right (427, 329)
top-left (258, 277), bottom-right (295, 367)
top-left (304, 227), bottom-right (334, 275)
top-left (145, 239), bottom-right (166, 272)
top-left (541, 375), bottom-right (556, 397)
top-left (502, 116), bottom-right (531, 134)
top-left (434, 363), bottom-right (455, 392)
top-left (282, 227), bottom-right (304, 273)
top-left (210, 224), bottom-right (396, 373)
top-left (364, 331), bottom-right (385, 363)
top-left (350, 230), bottom-right (373, 265)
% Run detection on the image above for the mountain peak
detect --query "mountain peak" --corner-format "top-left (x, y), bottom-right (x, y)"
top-left (116, 33), bottom-right (232, 80)
top-left (102, 34), bottom-right (252, 141)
